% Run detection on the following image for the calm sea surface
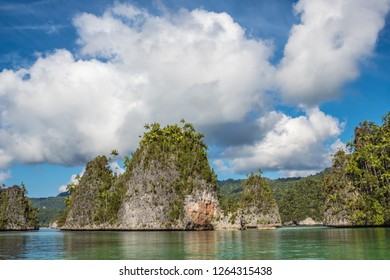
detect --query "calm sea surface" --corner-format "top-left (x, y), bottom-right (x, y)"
top-left (0, 227), bottom-right (389, 260)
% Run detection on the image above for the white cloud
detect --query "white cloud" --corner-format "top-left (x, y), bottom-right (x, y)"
top-left (58, 184), bottom-right (68, 193)
top-left (0, 169), bottom-right (12, 183)
top-left (0, 4), bottom-right (274, 167)
top-left (223, 108), bottom-right (344, 176)
top-left (212, 159), bottom-right (230, 173)
top-left (57, 169), bottom-right (84, 193)
top-left (277, 0), bottom-right (390, 105)
top-left (0, 1), bottom-right (389, 179)
top-left (110, 161), bottom-right (125, 175)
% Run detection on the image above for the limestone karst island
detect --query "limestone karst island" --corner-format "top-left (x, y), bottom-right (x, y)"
top-left (1, 114), bottom-right (389, 231)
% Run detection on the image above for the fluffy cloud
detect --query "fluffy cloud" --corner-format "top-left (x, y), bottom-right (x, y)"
top-left (220, 107), bottom-right (345, 176)
top-left (0, 1), bottom-right (388, 178)
top-left (0, 169), bottom-right (12, 183)
top-left (58, 169), bottom-right (84, 193)
top-left (0, 4), bottom-right (274, 167)
top-left (277, 0), bottom-right (390, 105)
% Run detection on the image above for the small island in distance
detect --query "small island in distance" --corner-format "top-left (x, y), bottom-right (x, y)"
top-left (1, 113), bottom-right (389, 231)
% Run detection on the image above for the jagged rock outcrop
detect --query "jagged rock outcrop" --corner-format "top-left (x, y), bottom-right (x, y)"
top-left (238, 174), bottom-right (282, 229)
top-left (61, 155), bottom-right (122, 229)
top-left (61, 122), bottom-right (283, 231)
top-left (0, 185), bottom-right (39, 230)
top-left (62, 122), bottom-right (228, 230)
top-left (116, 122), bottom-right (222, 230)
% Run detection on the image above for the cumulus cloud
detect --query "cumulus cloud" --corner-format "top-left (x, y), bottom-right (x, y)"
top-left (0, 4), bottom-right (274, 167)
top-left (58, 169), bottom-right (84, 193)
top-left (109, 160), bottom-right (125, 175)
top-left (221, 107), bottom-right (344, 176)
top-left (277, 0), bottom-right (390, 105)
top-left (0, 1), bottom-right (388, 178)
top-left (0, 169), bottom-right (12, 184)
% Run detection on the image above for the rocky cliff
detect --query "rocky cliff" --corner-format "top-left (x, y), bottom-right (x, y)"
top-left (61, 155), bottom-right (119, 229)
top-left (62, 122), bottom-right (226, 230)
top-left (117, 122), bottom-right (225, 230)
top-left (0, 185), bottom-right (39, 230)
top-left (61, 122), bottom-right (283, 231)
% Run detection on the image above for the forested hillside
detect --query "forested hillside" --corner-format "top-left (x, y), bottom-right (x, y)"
top-left (30, 194), bottom-right (66, 227)
top-left (323, 112), bottom-right (390, 226)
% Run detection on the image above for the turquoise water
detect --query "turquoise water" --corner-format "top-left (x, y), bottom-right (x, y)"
top-left (0, 227), bottom-right (389, 260)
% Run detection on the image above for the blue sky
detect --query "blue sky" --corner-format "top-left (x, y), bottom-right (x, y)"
top-left (0, 0), bottom-right (389, 197)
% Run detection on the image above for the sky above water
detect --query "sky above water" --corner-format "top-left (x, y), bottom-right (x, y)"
top-left (0, 0), bottom-right (389, 197)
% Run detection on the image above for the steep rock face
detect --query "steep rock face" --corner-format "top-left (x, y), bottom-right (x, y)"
top-left (61, 156), bottom-right (120, 229)
top-left (117, 123), bottom-right (223, 230)
top-left (184, 189), bottom-right (219, 230)
top-left (62, 122), bottom-right (228, 230)
top-left (60, 122), bottom-right (283, 231)
top-left (239, 174), bottom-right (282, 229)
top-left (0, 186), bottom-right (39, 230)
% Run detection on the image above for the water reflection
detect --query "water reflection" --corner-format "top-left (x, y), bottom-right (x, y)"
top-left (321, 227), bottom-right (389, 259)
top-left (0, 232), bottom-right (27, 259)
top-left (0, 229), bottom-right (65, 259)
top-left (0, 227), bottom-right (389, 260)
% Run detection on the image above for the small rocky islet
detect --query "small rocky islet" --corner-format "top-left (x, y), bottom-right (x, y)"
top-left (0, 185), bottom-right (39, 230)
top-left (60, 121), bottom-right (281, 230)
top-left (1, 113), bottom-right (389, 231)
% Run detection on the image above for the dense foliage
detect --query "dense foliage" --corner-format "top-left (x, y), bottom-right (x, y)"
top-left (218, 172), bottom-right (280, 226)
top-left (241, 172), bottom-right (278, 214)
top-left (323, 112), bottom-right (390, 226)
top-left (0, 185), bottom-right (39, 230)
top-left (278, 175), bottom-right (324, 223)
top-left (218, 173), bottom-right (325, 224)
top-left (30, 195), bottom-right (66, 227)
top-left (218, 179), bottom-right (243, 215)
top-left (126, 120), bottom-right (216, 184)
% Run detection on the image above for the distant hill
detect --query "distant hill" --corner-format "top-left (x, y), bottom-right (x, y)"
top-left (30, 193), bottom-right (67, 227)
top-left (218, 172), bottom-right (326, 225)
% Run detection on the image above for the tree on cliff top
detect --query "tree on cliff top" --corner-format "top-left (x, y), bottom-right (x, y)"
top-left (125, 120), bottom-right (217, 185)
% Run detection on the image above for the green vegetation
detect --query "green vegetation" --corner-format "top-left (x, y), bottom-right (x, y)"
top-left (278, 175), bottom-right (325, 223)
top-left (218, 179), bottom-right (243, 215)
top-left (323, 112), bottom-right (390, 226)
top-left (61, 155), bottom-right (121, 227)
top-left (241, 172), bottom-right (278, 214)
top-left (127, 121), bottom-right (216, 183)
top-left (125, 121), bottom-right (217, 223)
top-left (218, 172), bottom-right (280, 226)
top-left (218, 173), bottom-right (325, 225)
top-left (0, 185), bottom-right (39, 230)
top-left (30, 195), bottom-right (66, 227)
top-left (62, 120), bottom-right (218, 228)
top-left (59, 113), bottom-right (389, 229)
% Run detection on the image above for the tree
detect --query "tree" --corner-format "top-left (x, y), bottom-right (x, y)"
top-left (323, 111), bottom-right (390, 226)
